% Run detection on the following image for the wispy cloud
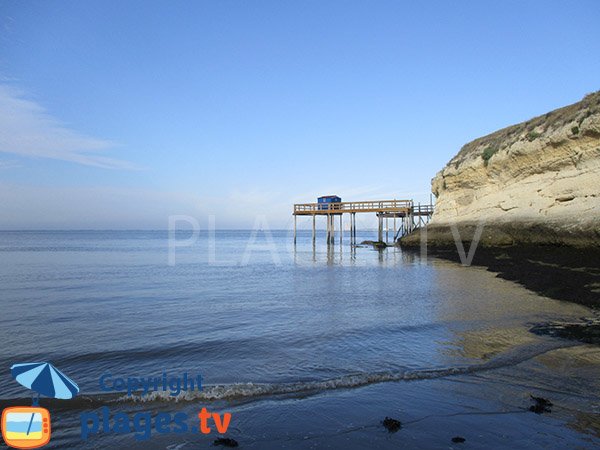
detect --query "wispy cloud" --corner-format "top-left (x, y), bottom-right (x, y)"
top-left (0, 159), bottom-right (21, 169)
top-left (0, 84), bottom-right (138, 169)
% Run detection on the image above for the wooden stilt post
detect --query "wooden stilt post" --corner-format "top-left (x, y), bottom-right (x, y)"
top-left (378, 214), bottom-right (383, 242)
top-left (349, 213), bottom-right (352, 245)
top-left (312, 214), bottom-right (316, 244)
top-left (385, 217), bottom-right (389, 243)
top-left (294, 215), bottom-right (297, 245)
top-left (340, 214), bottom-right (343, 245)
top-left (331, 214), bottom-right (335, 244)
top-left (331, 215), bottom-right (334, 244)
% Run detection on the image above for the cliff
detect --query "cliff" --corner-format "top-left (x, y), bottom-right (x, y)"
top-left (403, 91), bottom-right (600, 247)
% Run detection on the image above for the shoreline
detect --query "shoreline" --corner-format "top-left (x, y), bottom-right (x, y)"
top-left (400, 236), bottom-right (600, 309)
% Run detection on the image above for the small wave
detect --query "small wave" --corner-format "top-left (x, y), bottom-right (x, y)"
top-left (119, 338), bottom-right (579, 404)
top-left (0, 339), bottom-right (579, 410)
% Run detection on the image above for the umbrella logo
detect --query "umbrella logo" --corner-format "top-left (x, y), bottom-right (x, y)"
top-left (2, 362), bottom-right (79, 449)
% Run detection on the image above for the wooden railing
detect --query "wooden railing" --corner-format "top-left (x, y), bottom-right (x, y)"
top-left (294, 199), bottom-right (413, 214)
top-left (412, 204), bottom-right (435, 215)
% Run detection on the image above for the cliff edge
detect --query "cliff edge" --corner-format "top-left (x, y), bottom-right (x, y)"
top-left (403, 91), bottom-right (600, 247)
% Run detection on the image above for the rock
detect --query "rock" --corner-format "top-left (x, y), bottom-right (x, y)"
top-left (360, 240), bottom-right (388, 249)
top-left (451, 436), bottom-right (466, 443)
top-left (530, 319), bottom-right (600, 344)
top-left (213, 437), bottom-right (239, 447)
top-left (382, 416), bottom-right (402, 433)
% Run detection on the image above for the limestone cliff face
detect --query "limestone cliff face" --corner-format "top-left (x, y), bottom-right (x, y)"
top-left (413, 91), bottom-right (600, 247)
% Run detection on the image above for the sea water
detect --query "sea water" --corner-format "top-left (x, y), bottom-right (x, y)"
top-left (0, 230), bottom-right (598, 449)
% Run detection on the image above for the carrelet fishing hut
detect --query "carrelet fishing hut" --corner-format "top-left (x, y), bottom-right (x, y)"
top-left (317, 195), bottom-right (342, 210)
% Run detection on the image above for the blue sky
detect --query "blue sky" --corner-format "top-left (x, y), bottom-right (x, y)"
top-left (1, 0), bottom-right (599, 229)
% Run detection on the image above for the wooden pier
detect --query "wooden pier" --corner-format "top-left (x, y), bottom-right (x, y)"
top-left (292, 199), bottom-right (434, 245)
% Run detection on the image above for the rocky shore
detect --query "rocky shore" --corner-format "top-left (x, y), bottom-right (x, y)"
top-left (404, 244), bottom-right (600, 308)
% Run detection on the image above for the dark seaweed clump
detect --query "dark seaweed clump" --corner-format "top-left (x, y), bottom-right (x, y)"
top-left (529, 395), bottom-right (553, 414)
top-left (213, 437), bottom-right (239, 447)
top-left (382, 416), bottom-right (402, 433)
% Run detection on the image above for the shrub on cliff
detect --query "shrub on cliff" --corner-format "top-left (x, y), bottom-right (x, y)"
top-left (481, 145), bottom-right (499, 166)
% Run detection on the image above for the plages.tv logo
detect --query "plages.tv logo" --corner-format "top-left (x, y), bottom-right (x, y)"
top-left (1, 362), bottom-right (79, 449)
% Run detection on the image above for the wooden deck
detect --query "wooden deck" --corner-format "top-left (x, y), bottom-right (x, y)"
top-left (292, 198), bottom-right (435, 245)
top-left (293, 199), bottom-right (433, 216)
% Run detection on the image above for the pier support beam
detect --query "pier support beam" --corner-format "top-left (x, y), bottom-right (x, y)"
top-left (378, 214), bottom-right (383, 242)
top-left (385, 217), bottom-right (389, 243)
top-left (312, 214), bottom-right (316, 245)
top-left (327, 214), bottom-right (335, 245)
top-left (294, 215), bottom-right (297, 245)
top-left (340, 214), bottom-right (343, 245)
top-left (331, 214), bottom-right (335, 244)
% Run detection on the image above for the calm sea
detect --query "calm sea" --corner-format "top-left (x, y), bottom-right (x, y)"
top-left (0, 230), bottom-right (598, 449)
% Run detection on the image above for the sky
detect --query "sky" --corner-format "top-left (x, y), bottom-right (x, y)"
top-left (0, 0), bottom-right (599, 229)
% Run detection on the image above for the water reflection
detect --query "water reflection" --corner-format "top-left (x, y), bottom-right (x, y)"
top-left (291, 236), bottom-right (423, 267)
